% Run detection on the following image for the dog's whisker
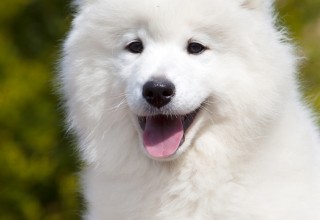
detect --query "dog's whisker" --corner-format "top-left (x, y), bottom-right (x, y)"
top-left (104, 99), bottom-right (127, 113)
top-left (108, 93), bottom-right (127, 99)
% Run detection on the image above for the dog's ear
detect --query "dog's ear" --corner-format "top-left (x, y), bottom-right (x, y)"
top-left (240, 0), bottom-right (274, 13)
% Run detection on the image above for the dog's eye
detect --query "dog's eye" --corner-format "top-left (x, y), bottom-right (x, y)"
top-left (126, 40), bottom-right (144, 54)
top-left (187, 42), bottom-right (207, 55)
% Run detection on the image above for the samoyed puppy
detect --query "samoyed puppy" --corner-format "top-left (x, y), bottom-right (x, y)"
top-left (61, 0), bottom-right (320, 219)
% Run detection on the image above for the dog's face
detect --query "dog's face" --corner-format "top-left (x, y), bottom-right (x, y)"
top-left (118, 25), bottom-right (216, 160)
top-left (63, 0), bottom-right (294, 161)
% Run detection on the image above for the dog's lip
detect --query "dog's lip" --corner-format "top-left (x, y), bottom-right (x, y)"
top-left (137, 107), bottom-right (201, 141)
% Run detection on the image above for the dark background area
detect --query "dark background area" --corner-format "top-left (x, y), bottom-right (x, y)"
top-left (0, 0), bottom-right (319, 219)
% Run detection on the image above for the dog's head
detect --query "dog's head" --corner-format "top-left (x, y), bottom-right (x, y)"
top-left (62, 0), bottom-right (296, 161)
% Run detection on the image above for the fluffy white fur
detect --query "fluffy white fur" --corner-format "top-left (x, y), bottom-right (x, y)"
top-left (61, 0), bottom-right (320, 219)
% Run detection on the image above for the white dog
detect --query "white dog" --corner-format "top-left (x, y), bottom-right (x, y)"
top-left (61, 0), bottom-right (320, 219)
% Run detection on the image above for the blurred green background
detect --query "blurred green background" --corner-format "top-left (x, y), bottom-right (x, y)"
top-left (0, 0), bottom-right (319, 219)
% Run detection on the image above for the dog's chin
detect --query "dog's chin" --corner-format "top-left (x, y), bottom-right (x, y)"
top-left (136, 106), bottom-right (202, 161)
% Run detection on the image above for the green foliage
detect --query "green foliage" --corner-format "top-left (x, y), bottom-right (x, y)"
top-left (0, 0), bottom-right (82, 219)
top-left (0, 0), bottom-right (319, 219)
top-left (277, 0), bottom-right (320, 113)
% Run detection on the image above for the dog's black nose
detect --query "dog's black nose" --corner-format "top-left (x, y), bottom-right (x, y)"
top-left (143, 80), bottom-right (175, 108)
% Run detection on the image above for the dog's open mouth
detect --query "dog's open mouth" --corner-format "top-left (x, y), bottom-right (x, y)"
top-left (138, 108), bottom-right (200, 159)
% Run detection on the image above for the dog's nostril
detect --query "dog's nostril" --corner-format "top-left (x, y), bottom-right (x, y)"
top-left (162, 89), bottom-right (174, 97)
top-left (143, 80), bottom-right (175, 108)
top-left (144, 90), bottom-right (154, 98)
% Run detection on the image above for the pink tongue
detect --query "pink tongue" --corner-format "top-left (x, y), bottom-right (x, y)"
top-left (143, 116), bottom-right (184, 158)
